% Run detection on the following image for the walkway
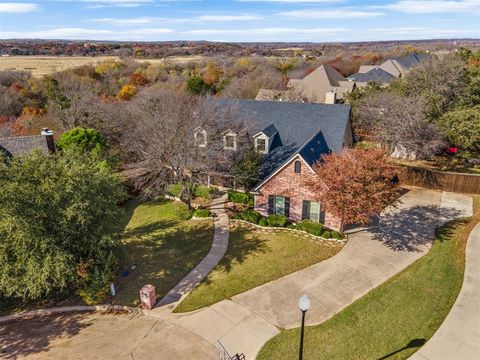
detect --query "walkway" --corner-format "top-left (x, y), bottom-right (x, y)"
top-left (158, 194), bottom-right (230, 307)
top-left (410, 222), bottom-right (480, 360)
top-left (149, 187), bottom-right (473, 359)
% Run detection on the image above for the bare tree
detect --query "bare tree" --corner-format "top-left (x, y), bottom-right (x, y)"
top-left (122, 88), bottom-right (249, 208)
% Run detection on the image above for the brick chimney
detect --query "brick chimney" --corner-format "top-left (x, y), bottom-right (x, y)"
top-left (41, 128), bottom-right (56, 154)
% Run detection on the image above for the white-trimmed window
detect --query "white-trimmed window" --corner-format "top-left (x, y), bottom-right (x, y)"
top-left (302, 200), bottom-right (324, 223)
top-left (223, 130), bottom-right (237, 150)
top-left (195, 128), bottom-right (207, 147)
top-left (254, 133), bottom-right (268, 154)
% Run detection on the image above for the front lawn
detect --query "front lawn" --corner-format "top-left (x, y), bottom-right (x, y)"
top-left (257, 197), bottom-right (479, 360)
top-left (113, 199), bottom-right (214, 306)
top-left (174, 223), bottom-right (343, 313)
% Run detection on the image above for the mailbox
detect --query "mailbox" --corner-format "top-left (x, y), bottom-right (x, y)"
top-left (140, 284), bottom-right (156, 310)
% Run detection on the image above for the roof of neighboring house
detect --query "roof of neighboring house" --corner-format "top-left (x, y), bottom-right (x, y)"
top-left (255, 88), bottom-right (285, 101)
top-left (392, 52), bottom-right (430, 70)
top-left (213, 99), bottom-right (351, 189)
top-left (358, 65), bottom-right (377, 73)
top-left (0, 135), bottom-right (50, 157)
top-left (347, 67), bottom-right (396, 84)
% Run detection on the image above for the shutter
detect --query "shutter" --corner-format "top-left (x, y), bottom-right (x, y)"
top-left (319, 202), bottom-right (326, 224)
top-left (268, 195), bottom-right (274, 215)
top-left (302, 200), bottom-right (309, 220)
top-left (284, 197), bottom-right (290, 218)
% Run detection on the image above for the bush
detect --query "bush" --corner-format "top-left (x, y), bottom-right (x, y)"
top-left (295, 220), bottom-right (324, 236)
top-left (258, 217), bottom-right (268, 226)
top-left (331, 231), bottom-right (344, 240)
top-left (267, 214), bottom-right (287, 227)
top-left (167, 183), bottom-right (182, 197)
top-left (194, 208), bottom-right (211, 218)
top-left (241, 209), bottom-right (262, 224)
top-left (228, 190), bottom-right (249, 205)
top-left (176, 206), bottom-right (193, 220)
top-left (322, 231), bottom-right (332, 239)
top-left (194, 186), bottom-right (213, 199)
top-left (234, 213), bottom-right (244, 220)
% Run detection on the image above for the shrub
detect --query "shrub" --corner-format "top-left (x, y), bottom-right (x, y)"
top-left (322, 231), bottom-right (332, 239)
top-left (258, 217), bottom-right (268, 226)
top-left (194, 186), bottom-right (213, 199)
top-left (331, 231), bottom-right (344, 240)
top-left (167, 183), bottom-right (182, 197)
top-left (176, 206), bottom-right (193, 220)
top-left (295, 220), bottom-right (324, 236)
top-left (194, 208), bottom-right (211, 218)
top-left (228, 190), bottom-right (249, 205)
top-left (241, 209), bottom-right (261, 224)
top-left (267, 214), bottom-right (287, 227)
top-left (234, 213), bottom-right (244, 220)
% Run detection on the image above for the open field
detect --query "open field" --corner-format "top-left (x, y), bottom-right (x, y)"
top-left (0, 55), bottom-right (206, 76)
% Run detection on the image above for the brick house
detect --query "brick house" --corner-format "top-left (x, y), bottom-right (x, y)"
top-left (213, 99), bottom-right (352, 232)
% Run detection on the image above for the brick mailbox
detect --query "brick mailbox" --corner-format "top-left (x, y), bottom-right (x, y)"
top-left (140, 284), bottom-right (156, 310)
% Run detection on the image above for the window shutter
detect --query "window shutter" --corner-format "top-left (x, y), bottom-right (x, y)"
top-left (268, 195), bottom-right (274, 215)
top-left (319, 202), bottom-right (326, 223)
top-left (285, 197), bottom-right (290, 218)
top-left (302, 200), bottom-right (309, 220)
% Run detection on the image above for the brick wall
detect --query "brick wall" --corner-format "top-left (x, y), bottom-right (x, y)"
top-left (254, 155), bottom-right (342, 231)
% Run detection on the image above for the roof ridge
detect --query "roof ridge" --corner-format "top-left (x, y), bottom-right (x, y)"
top-left (0, 134), bottom-right (44, 141)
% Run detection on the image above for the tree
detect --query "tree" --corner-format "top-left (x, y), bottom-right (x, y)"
top-left (0, 150), bottom-right (124, 303)
top-left (306, 149), bottom-right (400, 231)
top-left (438, 106), bottom-right (480, 158)
top-left (186, 76), bottom-right (212, 95)
top-left (117, 84), bottom-right (137, 101)
top-left (56, 127), bottom-right (108, 155)
top-left (233, 147), bottom-right (262, 196)
top-left (122, 88), bottom-right (248, 209)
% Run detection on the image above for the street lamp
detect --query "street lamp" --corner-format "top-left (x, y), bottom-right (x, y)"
top-left (298, 294), bottom-right (311, 360)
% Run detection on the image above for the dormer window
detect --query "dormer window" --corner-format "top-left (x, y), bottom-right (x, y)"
top-left (195, 128), bottom-right (207, 147)
top-left (223, 130), bottom-right (237, 150)
top-left (254, 133), bottom-right (268, 154)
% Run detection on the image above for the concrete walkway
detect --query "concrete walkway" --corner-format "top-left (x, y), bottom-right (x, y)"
top-left (158, 194), bottom-right (229, 307)
top-left (149, 188), bottom-right (472, 359)
top-left (410, 222), bottom-right (480, 360)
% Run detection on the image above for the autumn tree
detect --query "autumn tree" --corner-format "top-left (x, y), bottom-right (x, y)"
top-left (306, 149), bottom-right (401, 231)
top-left (117, 84), bottom-right (137, 100)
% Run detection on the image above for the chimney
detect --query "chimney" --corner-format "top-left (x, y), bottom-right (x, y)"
top-left (41, 128), bottom-right (56, 154)
top-left (325, 91), bottom-right (337, 104)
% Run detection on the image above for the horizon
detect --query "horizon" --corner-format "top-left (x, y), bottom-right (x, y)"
top-left (0, 0), bottom-right (479, 43)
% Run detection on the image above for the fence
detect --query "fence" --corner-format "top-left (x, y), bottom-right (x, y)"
top-left (397, 165), bottom-right (480, 194)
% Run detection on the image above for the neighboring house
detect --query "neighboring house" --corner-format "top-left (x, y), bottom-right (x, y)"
top-left (0, 128), bottom-right (55, 158)
top-left (208, 99), bottom-right (352, 231)
top-left (357, 52), bottom-right (431, 80)
top-left (347, 67), bottom-right (396, 88)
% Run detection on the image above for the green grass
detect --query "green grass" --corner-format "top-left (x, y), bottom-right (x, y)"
top-left (113, 199), bottom-right (214, 306)
top-left (174, 224), bottom-right (343, 313)
top-left (257, 198), bottom-right (479, 360)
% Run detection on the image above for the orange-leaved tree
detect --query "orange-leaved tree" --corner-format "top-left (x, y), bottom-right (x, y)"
top-left (306, 149), bottom-right (401, 231)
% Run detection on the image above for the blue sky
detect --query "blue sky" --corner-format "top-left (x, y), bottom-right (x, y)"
top-left (0, 0), bottom-right (479, 42)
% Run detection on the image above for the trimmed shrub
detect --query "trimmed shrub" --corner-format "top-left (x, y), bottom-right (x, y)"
top-left (295, 220), bottom-right (324, 236)
top-left (241, 209), bottom-right (261, 224)
top-left (258, 217), bottom-right (268, 227)
top-left (227, 190), bottom-right (249, 205)
top-left (194, 209), bottom-right (211, 218)
top-left (322, 231), bottom-right (332, 239)
top-left (194, 186), bottom-right (213, 199)
top-left (267, 214), bottom-right (287, 227)
top-left (331, 231), bottom-right (344, 240)
top-left (287, 223), bottom-right (296, 229)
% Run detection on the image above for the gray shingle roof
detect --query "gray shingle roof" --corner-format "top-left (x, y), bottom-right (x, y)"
top-left (392, 53), bottom-right (431, 70)
top-left (347, 67), bottom-right (396, 84)
top-left (0, 135), bottom-right (49, 157)
top-left (214, 99), bottom-right (351, 185)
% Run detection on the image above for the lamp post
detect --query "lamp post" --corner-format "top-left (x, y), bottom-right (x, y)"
top-left (298, 294), bottom-right (311, 360)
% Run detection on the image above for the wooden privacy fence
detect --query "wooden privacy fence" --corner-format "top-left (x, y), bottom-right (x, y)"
top-left (397, 165), bottom-right (480, 194)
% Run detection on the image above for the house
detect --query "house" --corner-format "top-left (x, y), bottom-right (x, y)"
top-left (0, 128), bottom-right (55, 158)
top-left (347, 67), bottom-right (396, 88)
top-left (255, 64), bottom-right (354, 104)
top-left (357, 52), bottom-right (431, 80)
top-left (211, 99), bottom-right (352, 231)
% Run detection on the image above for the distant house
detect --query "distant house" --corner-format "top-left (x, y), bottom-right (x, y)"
top-left (255, 64), bottom-right (354, 104)
top-left (0, 128), bottom-right (55, 158)
top-left (210, 99), bottom-right (353, 231)
top-left (347, 67), bottom-right (396, 88)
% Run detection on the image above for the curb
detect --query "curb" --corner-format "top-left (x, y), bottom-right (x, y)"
top-left (0, 304), bottom-right (142, 325)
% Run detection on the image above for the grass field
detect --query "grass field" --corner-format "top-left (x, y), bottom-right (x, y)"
top-left (257, 197), bottom-right (479, 360)
top-left (0, 55), bottom-right (206, 76)
top-left (174, 223), bottom-right (343, 313)
top-left (113, 198), bottom-right (214, 306)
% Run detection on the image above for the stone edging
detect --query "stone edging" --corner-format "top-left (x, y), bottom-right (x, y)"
top-left (191, 216), bottom-right (215, 220)
top-left (0, 304), bottom-right (142, 325)
top-left (230, 219), bottom-right (347, 244)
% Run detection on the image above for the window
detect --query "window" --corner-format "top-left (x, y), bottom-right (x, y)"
top-left (294, 160), bottom-right (301, 173)
top-left (274, 196), bottom-right (285, 215)
top-left (195, 129), bottom-right (207, 147)
top-left (223, 131), bottom-right (237, 150)
top-left (255, 138), bottom-right (267, 153)
top-left (302, 200), bottom-right (324, 222)
top-left (268, 195), bottom-right (290, 217)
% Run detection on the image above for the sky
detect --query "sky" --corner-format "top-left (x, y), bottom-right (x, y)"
top-left (0, 0), bottom-right (479, 42)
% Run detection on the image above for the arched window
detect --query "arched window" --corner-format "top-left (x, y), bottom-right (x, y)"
top-left (294, 160), bottom-right (301, 173)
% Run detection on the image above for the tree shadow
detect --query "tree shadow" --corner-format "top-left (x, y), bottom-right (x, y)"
top-left (377, 338), bottom-right (426, 359)
top-left (370, 205), bottom-right (462, 252)
top-left (0, 313), bottom-right (93, 359)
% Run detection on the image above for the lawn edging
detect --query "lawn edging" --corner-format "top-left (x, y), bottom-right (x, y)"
top-left (230, 219), bottom-right (347, 245)
top-left (0, 304), bottom-right (142, 325)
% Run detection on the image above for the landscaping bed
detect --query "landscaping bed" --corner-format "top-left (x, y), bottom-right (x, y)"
top-left (257, 197), bottom-right (479, 360)
top-left (173, 222), bottom-right (343, 313)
